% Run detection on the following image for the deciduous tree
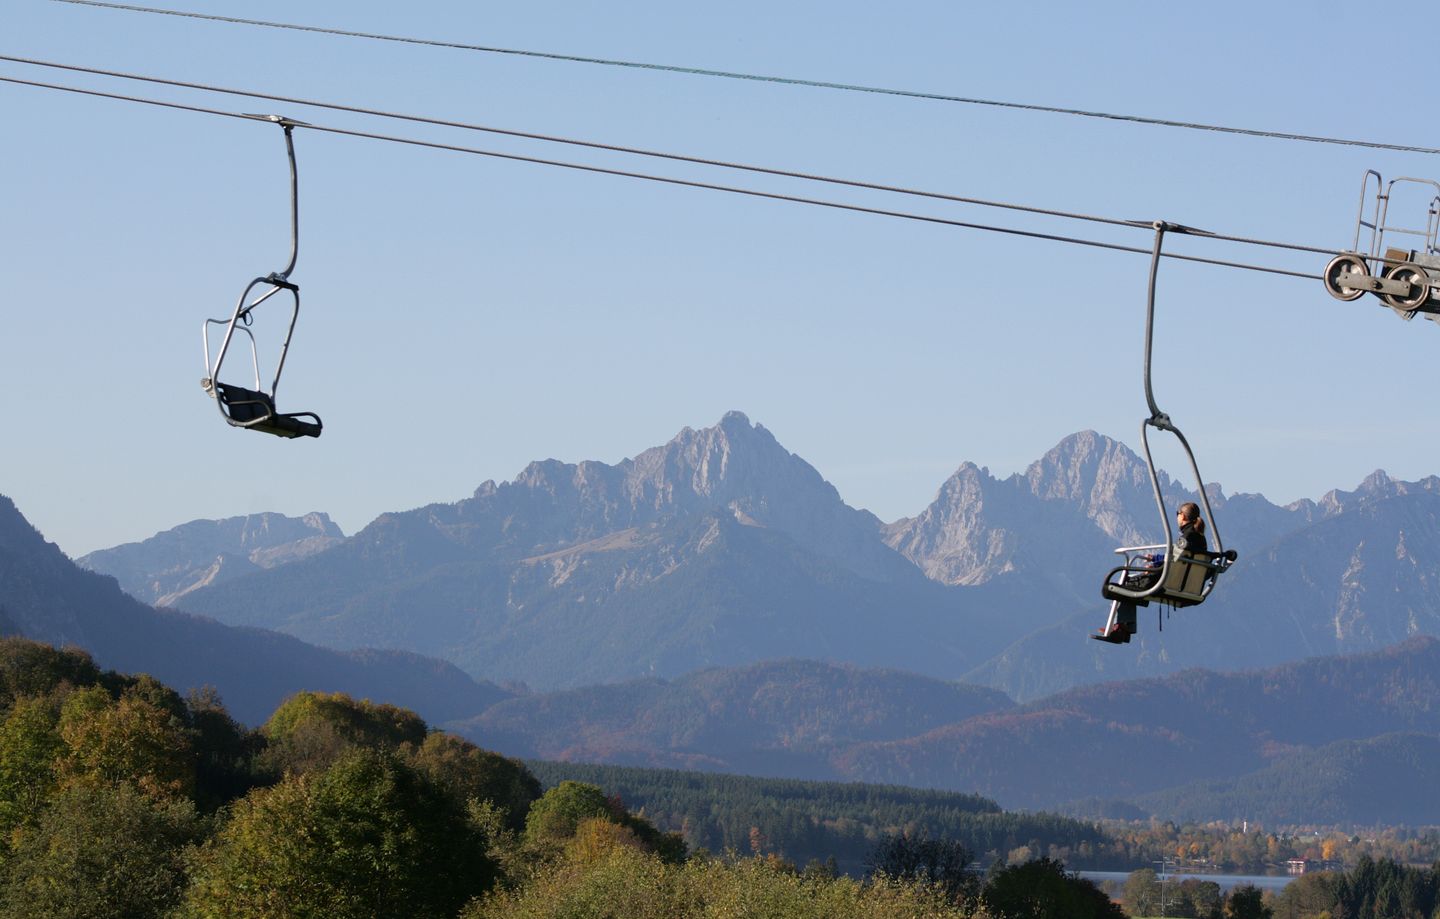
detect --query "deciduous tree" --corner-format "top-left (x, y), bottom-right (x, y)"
top-left (181, 748), bottom-right (493, 919)
top-left (0, 780), bottom-right (200, 919)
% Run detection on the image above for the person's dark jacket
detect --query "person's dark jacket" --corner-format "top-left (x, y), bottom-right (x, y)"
top-left (1176, 522), bottom-right (1207, 555)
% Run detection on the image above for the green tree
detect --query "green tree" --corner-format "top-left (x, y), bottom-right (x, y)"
top-left (983, 858), bottom-right (1124, 919)
top-left (1226, 884), bottom-right (1273, 919)
top-left (260, 690), bottom-right (429, 776)
top-left (523, 780), bottom-right (683, 863)
top-left (0, 780), bottom-right (201, 919)
top-left (186, 686), bottom-right (266, 811)
top-left (1270, 872), bottom-right (1338, 919)
top-left (0, 639), bottom-right (101, 714)
top-left (1174, 878), bottom-right (1224, 919)
top-left (0, 693), bottom-right (62, 841)
top-left (525, 781), bottom-right (616, 849)
top-left (181, 748), bottom-right (493, 919)
top-left (868, 830), bottom-right (978, 904)
top-left (406, 732), bottom-right (541, 831)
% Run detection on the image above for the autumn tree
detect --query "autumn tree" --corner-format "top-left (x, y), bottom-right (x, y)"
top-left (524, 781), bottom-right (683, 863)
top-left (57, 684), bottom-right (195, 799)
top-left (1124, 867), bottom-right (1162, 917)
top-left (181, 748), bottom-right (494, 919)
top-left (260, 690), bottom-right (429, 776)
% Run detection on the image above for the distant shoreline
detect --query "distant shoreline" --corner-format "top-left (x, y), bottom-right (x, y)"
top-left (1077, 870), bottom-right (1296, 893)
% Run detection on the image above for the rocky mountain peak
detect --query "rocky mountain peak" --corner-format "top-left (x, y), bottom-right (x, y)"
top-left (1023, 431), bottom-right (1172, 544)
top-left (78, 511), bottom-right (347, 606)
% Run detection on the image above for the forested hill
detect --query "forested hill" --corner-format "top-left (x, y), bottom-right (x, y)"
top-left (0, 494), bottom-right (509, 725)
top-left (528, 760), bottom-right (1105, 877)
top-left (452, 659), bottom-right (1013, 776)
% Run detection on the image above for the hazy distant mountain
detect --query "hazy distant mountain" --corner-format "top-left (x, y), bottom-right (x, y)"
top-left (833, 637), bottom-right (1440, 811)
top-left (445, 635), bottom-right (1440, 822)
top-left (0, 494), bottom-right (507, 725)
top-left (451, 659), bottom-right (1013, 777)
top-left (78, 511), bottom-right (344, 605)
top-left (1126, 732), bottom-right (1440, 825)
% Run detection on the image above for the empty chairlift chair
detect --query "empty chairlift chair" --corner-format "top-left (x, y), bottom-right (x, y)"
top-left (201, 117), bottom-right (322, 439)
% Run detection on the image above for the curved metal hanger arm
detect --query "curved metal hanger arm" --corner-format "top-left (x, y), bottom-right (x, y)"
top-left (1138, 220), bottom-right (1226, 559)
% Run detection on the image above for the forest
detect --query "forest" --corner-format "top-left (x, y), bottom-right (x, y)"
top-left (529, 760), bottom-right (1107, 875)
top-left (532, 761), bottom-right (1440, 877)
top-left (0, 634), bottom-right (1432, 919)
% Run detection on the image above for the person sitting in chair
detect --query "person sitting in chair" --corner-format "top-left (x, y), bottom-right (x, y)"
top-left (1095, 501), bottom-right (1207, 644)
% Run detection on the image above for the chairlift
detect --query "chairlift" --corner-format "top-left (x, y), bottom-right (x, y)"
top-left (1323, 171), bottom-right (1440, 322)
top-left (200, 117), bottom-right (322, 439)
top-left (1093, 222), bottom-right (1237, 644)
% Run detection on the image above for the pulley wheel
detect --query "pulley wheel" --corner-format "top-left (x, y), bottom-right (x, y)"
top-left (1322, 254), bottom-right (1369, 301)
top-left (1381, 262), bottom-right (1430, 311)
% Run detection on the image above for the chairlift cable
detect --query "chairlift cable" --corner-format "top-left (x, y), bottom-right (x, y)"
top-left (0, 53), bottom-right (1358, 263)
top-left (0, 54), bottom-right (1145, 232)
top-left (0, 73), bottom-right (1322, 282)
top-left (49, 0), bottom-right (1440, 158)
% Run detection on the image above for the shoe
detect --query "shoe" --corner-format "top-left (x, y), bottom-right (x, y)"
top-left (1092, 627), bottom-right (1124, 644)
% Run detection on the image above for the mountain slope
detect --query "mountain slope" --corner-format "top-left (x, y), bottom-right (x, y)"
top-left (0, 495), bottom-right (508, 725)
top-left (1127, 732), bottom-right (1440, 825)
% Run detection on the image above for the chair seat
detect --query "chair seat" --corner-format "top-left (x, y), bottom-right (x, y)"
top-left (215, 383), bottom-right (322, 439)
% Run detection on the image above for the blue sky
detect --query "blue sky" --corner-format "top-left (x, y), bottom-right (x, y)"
top-left (4, 0), bottom-right (1438, 556)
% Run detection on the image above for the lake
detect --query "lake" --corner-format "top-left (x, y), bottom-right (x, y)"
top-left (1078, 870), bottom-right (1296, 893)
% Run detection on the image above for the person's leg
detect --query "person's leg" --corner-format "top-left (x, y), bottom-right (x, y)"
top-left (1094, 601), bottom-right (1130, 643)
top-left (1116, 601), bottom-right (1137, 632)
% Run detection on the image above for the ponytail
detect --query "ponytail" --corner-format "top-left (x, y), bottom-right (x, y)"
top-left (1179, 501), bottom-right (1205, 534)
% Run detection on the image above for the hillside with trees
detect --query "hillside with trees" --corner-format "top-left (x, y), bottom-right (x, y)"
top-left (528, 760), bottom-right (1106, 876)
top-left (0, 635), bottom-right (1133, 919)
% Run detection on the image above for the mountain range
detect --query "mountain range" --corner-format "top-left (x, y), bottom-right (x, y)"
top-left (5, 457), bottom-right (1438, 823)
top-left (93, 411), bottom-right (1440, 703)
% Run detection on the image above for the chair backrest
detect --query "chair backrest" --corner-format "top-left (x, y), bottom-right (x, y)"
top-left (1159, 552), bottom-right (1211, 601)
top-left (216, 383), bottom-right (276, 425)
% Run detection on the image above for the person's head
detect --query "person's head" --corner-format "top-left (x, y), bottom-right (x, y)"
top-left (1177, 501), bottom-right (1205, 533)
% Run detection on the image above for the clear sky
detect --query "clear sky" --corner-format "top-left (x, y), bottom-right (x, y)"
top-left (4, 0), bottom-right (1438, 557)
